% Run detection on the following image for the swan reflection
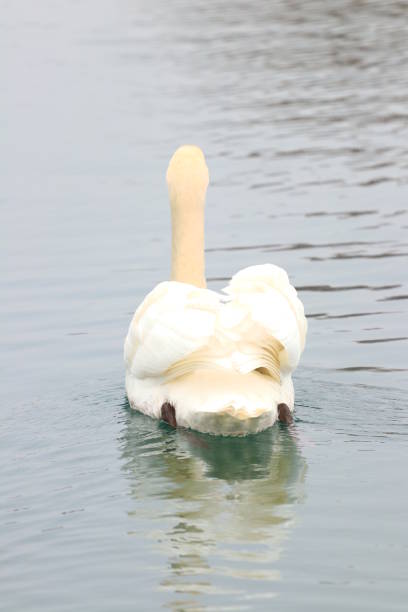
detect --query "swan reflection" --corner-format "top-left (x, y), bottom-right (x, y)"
top-left (119, 403), bottom-right (307, 608)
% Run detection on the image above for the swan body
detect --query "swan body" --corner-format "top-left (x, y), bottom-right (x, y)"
top-left (125, 146), bottom-right (307, 435)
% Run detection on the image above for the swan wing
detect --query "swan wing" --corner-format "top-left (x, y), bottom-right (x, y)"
top-left (222, 264), bottom-right (307, 376)
top-left (124, 281), bottom-right (220, 378)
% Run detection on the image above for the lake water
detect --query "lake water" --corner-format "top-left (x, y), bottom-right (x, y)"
top-left (1, 1), bottom-right (407, 610)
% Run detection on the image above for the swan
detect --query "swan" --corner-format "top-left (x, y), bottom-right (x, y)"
top-left (124, 145), bottom-right (307, 436)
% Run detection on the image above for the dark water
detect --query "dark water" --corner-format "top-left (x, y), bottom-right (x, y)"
top-left (1, 1), bottom-right (408, 610)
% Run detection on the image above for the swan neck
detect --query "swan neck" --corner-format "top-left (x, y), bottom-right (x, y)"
top-left (170, 192), bottom-right (206, 288)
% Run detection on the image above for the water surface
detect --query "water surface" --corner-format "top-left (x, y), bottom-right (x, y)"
top-left (1, 1), bottom-right (407, 610)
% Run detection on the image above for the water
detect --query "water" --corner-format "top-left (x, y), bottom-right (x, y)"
top-left (1, 1), bottom-right (407, 610)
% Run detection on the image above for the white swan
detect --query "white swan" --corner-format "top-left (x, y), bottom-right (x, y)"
top-left (124, 146), bottom-right (307, 435)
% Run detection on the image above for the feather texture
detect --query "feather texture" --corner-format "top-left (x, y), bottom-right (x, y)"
top-left (125, 265), bottom-right (307, 435)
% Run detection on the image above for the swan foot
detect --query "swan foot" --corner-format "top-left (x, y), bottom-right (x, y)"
top-left (161, 402), bottom-right (177, 428)
top-left (278, 403), bottom-right (293, 425)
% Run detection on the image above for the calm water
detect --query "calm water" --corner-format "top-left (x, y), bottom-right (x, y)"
top-left (1, 1), bottom-right (408, 610)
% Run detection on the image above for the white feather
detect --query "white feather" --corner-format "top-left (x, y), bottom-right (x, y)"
top-left (125, 265), bottom-right (307, 435)
top-left (125, 146), bottom-right (307, 435)
top-left (125, 282), bottom-right (220, 378)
